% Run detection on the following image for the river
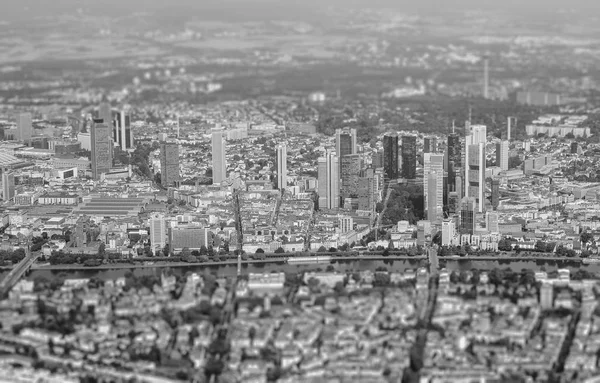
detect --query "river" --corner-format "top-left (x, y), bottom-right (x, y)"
top-left (23, 258), bottom-right (598, 281)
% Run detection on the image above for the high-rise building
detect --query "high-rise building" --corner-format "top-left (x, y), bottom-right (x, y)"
top-left (448, 132), bottom-right (462, 169)
top-left (338, 215), bottom-right (354, 233)
top-left (340, 154), bottom-right (363, 199)
top-left (465, 134), bottom-right (486, 213)
top-left (496, 141), bottom-right (509, 171)
top-left (2, 170), bottom-right (14, 201)
top-left (90, 120), bottom-right (112, 180)
top-left (486, 211), bottom-right (499, 233)
top-left (401, 135), bottom-right (417, 179)
top-left (16, 112), bottom-right (33, 143)
top-left (424, 153), bottom-right (444, 222)
top-left (491, 178), bottom-right (500, 210)
top-left (160, 142), bottom-right (180, 187)
top-left (372, 150), bottom-right (384, 168)
top-left (276, 144), bottom-right (287, 190)
top-left (427, 172), bottom-right (441, 222)
top-left (317, 150), bottom-right (339, 210)
top-left (336, 127), bottom-right (357, 160)
top-left (507, 116), bottom-right (513, 141)
top-left (424, 136), bottom-right (437, 153)
top-left (483, 56), bottom-right (489, 99)
top-left (113, 110), bottom-right (134, 150)
top-left (460, 197), bottom-right (477, 234)
top-left (149, 214), bottom-right (167, 254)
top-left (383, 133), bottom-right (399, 180)
top-left (469, 125), bottom-right (487, 145)
top-left (358, 176), bottom-right (377, 211)
top-left (211, 127), bottom-right (227, 184)
top-left (441, 220), bottom-right (455, 246)
top-left (448, 192), bottom-right (460, 215)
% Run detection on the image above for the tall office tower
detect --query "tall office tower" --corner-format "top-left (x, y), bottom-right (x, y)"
top-left (460, 197), bottom-right (477, 234)
top-left (340, 154), bottom-right (363, 199)
top-left (317, 151), bottom-right (339, 210)
top-left (160, 142), bottom-right (180, 188)
top-left (16, 112), bottom-right (33, 143)
top-left (113, 110), bottom-right (134, 150)
top-left (2, 170), bottom-right (14, 201)
top-left (424, 153), bottom-right (444, 221)
top-left (276, 144), bottom-right (287, 190)
top-left (358, 176), bottom-right (377, 211)
top-left (401, 135), bottom-right (417, 179)
top-left (448, 132), bottom-right (462, 168)
top-left (424, 136), bottom-right (437, 153)
top-left (465, 141), bottom-right (486, 213)
top-left (507, 116), bottom-right (512, 141)
top-left (382, 133), bottom-right (399, 180)
top-left (469, 125), bottom-right (487, 144)
top-left (98, 102), bottom-right (111, 125)
top-left (149, 214), bottom-right (167, 254)
top-left (211, 127), bottom-right (227, 184)
top-left (496, 141), bottom-right (509, 171)
top-left (455, 173), bottom-right (463, 200)
top-left (486, 211), bottom-right (499, 233)
top-left (90, 120), bottom-right (112, 180)
top-left (441, 220), bottom-right (455, 246)
top-left (483, 56), bottom-right (489, 99)
top-left (335, 127), bottom-right (357, 159)
top-left (447, 191), bottom-right (460, 215)
top-left (427, 172), bottom-right (441, 222)
top-left (491, 178), bottom-right (500, 210)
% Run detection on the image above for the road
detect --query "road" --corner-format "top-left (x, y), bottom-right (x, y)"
top-left (0, 250), bottom-right (38, 297)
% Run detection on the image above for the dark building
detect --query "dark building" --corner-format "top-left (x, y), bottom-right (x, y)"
top-left (424, 136), bottom-right (437, 153)
top-left (401, 135), bottom-right (417, 179)
top-left (491, 179), bottom-right (500, 210)
top-left (448, 132), bottom-right (462, 168)
top-left (90, 120), bottom-right (112, 180)
top-left (383, 133), bottom-right (399, 180)
top-left (340, 154), bottom-right (363, 199)
top-left (460, 197), bottom-right (476, 235)
top-left (113, 110), bottom-right (134, 150)
top-left (160, 142), bottom-right (180, 187)
top-left (571, 142), bottom-right (578, 154)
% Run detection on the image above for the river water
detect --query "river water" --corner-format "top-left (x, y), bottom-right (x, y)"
top-left (22, 258), bottom-right (598, 281)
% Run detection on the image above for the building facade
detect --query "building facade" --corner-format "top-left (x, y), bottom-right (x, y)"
top-left (160, 142), bottom-right (180, 188)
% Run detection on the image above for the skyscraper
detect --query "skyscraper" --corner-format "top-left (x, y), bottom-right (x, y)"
top-left (149, 214), bottom-right (167, 254)
top-left (491, 178), bottom-right (500, 210)
top-left (496, 141), bottom-right (509, 171)
top-left (318, 150), bottom-right (339, 210)
top-left (465, 141), bottom-right (486, 213)
top-left (90, 120), bottom-right (112, 180)
top-left (469, 125), bottom-right (487, 145)
top-left (441, 220), bottom-right (455, 246)
top-left (113, 110), bottom-right (134, 150)
top-left (211, 127), bottom-right (227, 184)
top-left (427, 172), bottom-right (441, 222)
top-left (486, 211), bottom-right (499, 233)
top-left (447, 132), bottom-right (462, 169)
top-left (335, 127), bottom-right (357, 160)
top-left (424, 136), bottom-right (437, 153)
top-left (483, 56), bottom-right (489, 99)
top-left (460, 197), bottom-right (477, 234)
top-left (340, 154), bottom-right (363, 199)
top-left (276, 144), bottom-right (287, 190)
top-left (401, 135), bottom-right (417, 179)
top-left (16, 113), bottom-right (32, 143)
top-left (383, 133), bottom-right (399, 180)
top-left (2, 170), bottom-right (14, 202)
top-left (424, 153), bottom-right (444, 222)
top-left (358, 176), bottom-right (377, 212)
top-left (160, 142), bottom-right (180, 188)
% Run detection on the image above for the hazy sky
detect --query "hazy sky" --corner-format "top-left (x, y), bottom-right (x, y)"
top-left (3, 0), bottom-right (600, 19)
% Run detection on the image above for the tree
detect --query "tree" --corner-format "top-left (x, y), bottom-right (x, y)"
top-left (498, 239), bottom-right (512, 252)
top-left (317, 246), bottom-right (327, 253)
top-left (199, 245), bottom-right (208, 256)
top-left (581, 232), bottom-right (593, 245)
top-left (255, 248), bottom-right (265, 254)
top-left (274, 247), bottom-right (285, 254)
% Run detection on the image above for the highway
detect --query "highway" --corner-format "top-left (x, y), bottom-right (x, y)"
top-left (0, 250), bottom-right (38, 297)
